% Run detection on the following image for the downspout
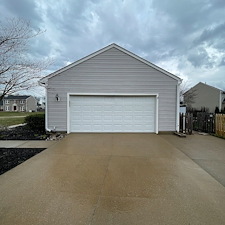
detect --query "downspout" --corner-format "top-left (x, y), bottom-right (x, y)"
top-left (38, 80), bottom-right (51, 132)
top-left (176, 81), bottom-right (182, 132)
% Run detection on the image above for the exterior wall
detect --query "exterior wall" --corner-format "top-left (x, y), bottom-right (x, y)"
top-left (27, 97), bottom-right (37, 112)
top-left (47, 47), bottom-right (178, 132)
top-left (184, 83), bottom-right (221, 113)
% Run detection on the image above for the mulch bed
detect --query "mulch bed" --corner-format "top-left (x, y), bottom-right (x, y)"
top-left (0, 148), bottom-right (46, 175)
top-left (0, 125), bottom-right (49, 140)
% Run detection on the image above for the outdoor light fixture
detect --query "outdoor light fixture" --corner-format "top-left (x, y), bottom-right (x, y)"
top-left (55, 94), bottom-right (60, 101)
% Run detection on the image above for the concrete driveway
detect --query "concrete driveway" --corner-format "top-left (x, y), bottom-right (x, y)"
top-left (1, 134), bottom-right (225, 225)
top-left (161, 133), bottom-right (225, 187)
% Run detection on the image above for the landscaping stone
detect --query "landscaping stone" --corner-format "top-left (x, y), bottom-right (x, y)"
top-left (0, 125), bottom-right (49, 140)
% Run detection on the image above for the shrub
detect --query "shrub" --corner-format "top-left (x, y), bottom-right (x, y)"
top-left (215, 106), bottom-right (220, 114)
top-left (25, 114), bottom-right (45, 132)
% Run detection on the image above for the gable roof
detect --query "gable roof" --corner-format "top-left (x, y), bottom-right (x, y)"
top-left (39, 43), bottom-right (182, 85)
top-left (199, 82), bottom-right (225, 92)
top-left (185, 82), bottom-right (225, 94)
top-left (3, 95), bottom-right (30, 100)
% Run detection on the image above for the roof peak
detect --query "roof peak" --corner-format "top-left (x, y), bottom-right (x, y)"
top-left (198, 82), bottom-right (224, 91)
top-left (39, 43), bottom-right (182, 85)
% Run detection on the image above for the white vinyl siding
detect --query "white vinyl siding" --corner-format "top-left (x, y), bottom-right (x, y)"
top-left (47, 47), bottom-right (178, 132)
top-left (69, 96), bottom-right (156, 132)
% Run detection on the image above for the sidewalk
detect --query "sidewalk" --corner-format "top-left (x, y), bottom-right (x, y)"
top-left (0, 140), bottom-right (57, 148)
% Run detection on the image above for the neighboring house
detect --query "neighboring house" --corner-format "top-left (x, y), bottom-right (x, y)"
top-left (39, 43), bottom-right (182, 133)
top-left (2, 95), bottom-right (37, 112)
top-left (184, 82), bottom-right (225, 113)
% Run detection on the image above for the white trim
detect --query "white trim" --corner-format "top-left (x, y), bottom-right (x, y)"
top-left (45, 89), bottom-right (49, 131)
top-left (40, 43), bottom-right (182, 84)
top-left (67, 92), bottom-right (159, 96)
top-left (155, 95), bottom-right (159, 134)
top-left (67, 93), bottom-right (70, 134)
top-left (176, 83), bottom-right (180, 132)
top-left (67, 93), bottom-right (159, 134)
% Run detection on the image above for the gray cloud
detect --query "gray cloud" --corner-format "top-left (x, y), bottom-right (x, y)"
top-left (1, 0), bottom-right (225, 92)
top-left (193, 23), bottom-right (225, 50)
top-left (187, 48), bottom-right (213, 68)
top-left (1, 0), bottom-right (42, 27)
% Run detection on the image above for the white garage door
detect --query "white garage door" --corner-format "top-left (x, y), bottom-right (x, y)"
top-left (69, 96), bottom-right (156, 133)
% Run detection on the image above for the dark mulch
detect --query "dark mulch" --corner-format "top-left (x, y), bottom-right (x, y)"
top-left (0, 148), bottom-right (46, 175)
top-left (0, 125), bottom-right (49, 140)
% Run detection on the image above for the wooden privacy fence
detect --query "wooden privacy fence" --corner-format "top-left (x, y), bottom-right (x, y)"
top-left (215, 114), bottom-right (225, 138)
top-left (193, 112), bottom-right (215, 133)
top-left (179, 113), bottom-right (193, 134)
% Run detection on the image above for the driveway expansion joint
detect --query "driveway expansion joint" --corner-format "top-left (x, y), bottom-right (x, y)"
top-left (88, 155), bottom-right (112, 225)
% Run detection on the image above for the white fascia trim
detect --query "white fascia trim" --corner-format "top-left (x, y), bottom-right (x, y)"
top-left (40, 44), bottom-right (116, 83)
top-left (40, 43), bottom-right (182, 84)
top-left (114, 44), bottom-right (182, 82)
top-left (67, 93), bottom-right (159, 134)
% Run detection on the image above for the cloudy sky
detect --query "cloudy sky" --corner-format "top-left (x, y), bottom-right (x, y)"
top-left (1, 0), bottom-right (225, 95)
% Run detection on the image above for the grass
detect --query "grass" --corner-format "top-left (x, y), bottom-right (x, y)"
top-left (0, 111), bottom-right (44, 117)
top-left (0, 112), bottom-right (44, 127)
top-left (0, 117), bottom-right (25, 127)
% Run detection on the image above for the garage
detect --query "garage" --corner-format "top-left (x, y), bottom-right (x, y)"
top-left (40, 43), bottom-right (182, 133)
top-left (69, 95), bottom-right (157, 133)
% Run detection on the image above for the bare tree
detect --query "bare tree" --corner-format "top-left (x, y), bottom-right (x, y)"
top-left (0, 18), bottom-right (50, 101)
top-left (184, 89), bottom-right (197, 108)
top-left (180, 81), bottom-right (197, 108)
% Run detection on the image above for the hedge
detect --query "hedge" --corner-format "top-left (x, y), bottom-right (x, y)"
top-left (24, 114), bottom-right (45, 132)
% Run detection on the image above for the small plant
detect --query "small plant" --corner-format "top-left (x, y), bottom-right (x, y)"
top-left (24, 114), bottom-right (45, 132)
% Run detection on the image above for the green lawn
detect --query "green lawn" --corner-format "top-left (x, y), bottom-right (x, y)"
top-left (0, 112), bottom-right (44, 117)
top-left (0, 117), bottom-right (25, 127)
top-left (0, 112), bottom-right (44, 127)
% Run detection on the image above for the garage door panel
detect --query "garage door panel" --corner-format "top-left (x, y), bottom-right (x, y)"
top-left (70, 96), bottom-right (156, 132)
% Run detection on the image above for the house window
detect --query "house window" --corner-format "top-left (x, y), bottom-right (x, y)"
top-left (20, 106), bottom-right (24, 112)
top-left (5, 100), bottom-right (9, 104)
top-left (5, 106), bottom-right (9, 111)
top-left (20, 100), bottom-right (24, 104)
